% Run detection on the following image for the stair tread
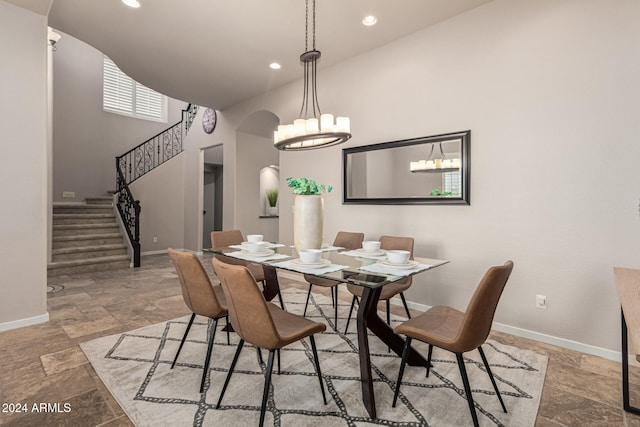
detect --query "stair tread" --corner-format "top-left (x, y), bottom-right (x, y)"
top-left (53, 223), bottom-right (118, 229)
top-left (52, 244), bottom-right (127, 254)
top-left (48, 254), bottom-right (130, 269)
top-left (53, 213), bottom-right (114, 218)
top-left (53, 203), bottom-right (113, 209)
top-left (53, 233), bottom-right (123, 241)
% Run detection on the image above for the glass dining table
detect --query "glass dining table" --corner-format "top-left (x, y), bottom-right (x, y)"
top-left (211, 243), bottom-right (449, 419)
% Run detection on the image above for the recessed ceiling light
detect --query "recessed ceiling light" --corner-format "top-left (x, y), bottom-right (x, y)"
top-left (122, 0), bottom-right (141, 8)
top-left (269, 62), bottom-right (282, 70)
top-left (362, 15), bottom-right (377, 26)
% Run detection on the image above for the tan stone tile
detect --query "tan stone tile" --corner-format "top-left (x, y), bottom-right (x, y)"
top-left (539, 384), bottom-right (623, 426)
top-left (41, 346), bottom-right (88, 376)
top-left (47, 291), bottom-right (94, 308)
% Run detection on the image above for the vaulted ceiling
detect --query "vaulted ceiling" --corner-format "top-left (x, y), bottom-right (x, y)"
top-left (12, 0), bottom-right (493, 109)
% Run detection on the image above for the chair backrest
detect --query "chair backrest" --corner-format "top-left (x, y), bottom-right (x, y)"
top-left (212, 258), bottom-right (280, 349)
top-left (334, 231), bottom-right (364, 250)
top-left (380, 235), bottom-right (414, 285)
top-left (168, 248), bottom-right (225, 318)
top-left (211, 229), bottom-right (244, 248)
top-left (379, 235), bottom-right (414, 258)
top-left (457, 261), bottom-right (514, 352)
top-left (211, 229), bottom-right (247, 266)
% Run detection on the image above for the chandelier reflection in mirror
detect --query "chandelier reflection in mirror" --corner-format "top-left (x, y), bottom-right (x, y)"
top-left (273, 0), bottom-right (351, 150)
top-left (409, 142), bottom-right (461, 173)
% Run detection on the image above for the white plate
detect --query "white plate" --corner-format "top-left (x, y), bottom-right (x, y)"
top-left (292, 258), bottom-right (331, 268)
top-left (355, 248), bottom-right (386, 256)
top-left (241, 248), bottom-right (274, 257)
top-left (377, 259), bottom-right (418, 269)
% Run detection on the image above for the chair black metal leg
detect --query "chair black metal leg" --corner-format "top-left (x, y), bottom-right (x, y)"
top-left (331, 287), bottom-right (336, 307)
top-left (334, 288), bottom-right (339, 331)
top-left (621, 310), bottom-right (640, 414)
top-left (216, 339), bottom-right (245, 409)
top-left (277, 349), bottom-right (281, 375)
top-left (171, 313), bottom-right (195, 369)
top-left (456, 353), bottom-right (479, 427)
top-left (277, 287), bottom-right (286, 310)
top-left (393, 337), bottom-right (412, 407)
top-left (426, 344), bottom-right (433, 377)
top-left (344, 295), bottom-right (357, 334)
top-left (478, 346), bottom-right (507, 413)
top-left (400, 293), bottom-right (411, 319)
top-left (225, 316), bottom-right (230, 345)
top-left (303, 284), bottom-right (313, 316)
top-left (200, 317), bottom-right (219, 393)
top-left (257, 347), bottom-right (264, 365)
top-left (386, 300), bottom-right (391, 326)
top-left (309, 335), bottom-right (327, 404)
top-left (259, 350), bottom-right (276, 427)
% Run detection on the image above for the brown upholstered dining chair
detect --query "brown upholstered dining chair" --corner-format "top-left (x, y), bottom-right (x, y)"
top-left (344, 235), bottom-right (415, 334)
top-left (302, 231), bottom-right (364, 330)
top-left (212, 258), bottom-right (327, 427)
top-left (167, 248), bottom-right (229, 393)
top-left (211, 229), bottom-right (287, 309)
top-left (392, 260), bottom-right (514, 427)
top-left (210, 230), bottom-right (266, 283)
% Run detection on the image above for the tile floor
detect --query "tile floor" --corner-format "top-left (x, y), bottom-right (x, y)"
top-left (0, 253), bottom-right (639, 426)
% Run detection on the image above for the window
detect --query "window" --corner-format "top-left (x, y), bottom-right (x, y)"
top-left (443, 170), bottom-right (461, 196)
top-left (103, 56), bottom-right (167, 122)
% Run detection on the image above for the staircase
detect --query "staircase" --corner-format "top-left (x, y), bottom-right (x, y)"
top-left (48, 201), bottom-right (130, 276)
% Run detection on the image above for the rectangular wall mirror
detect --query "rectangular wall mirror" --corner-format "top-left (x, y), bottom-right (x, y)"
top-left (342, 130), bottom-right (470, 205)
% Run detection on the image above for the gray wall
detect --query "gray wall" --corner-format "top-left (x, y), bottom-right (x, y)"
top-left (52, 31), bottom-right (187, 202)
top-left (217, 0), bottom-right (640, 357)
top-left (0, 1), bottom-right (48, 329)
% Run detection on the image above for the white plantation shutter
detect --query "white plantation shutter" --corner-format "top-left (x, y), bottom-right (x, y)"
top-left (443, 170), bottom-right (461, 196)
top-left (103, 58), bottom-right (134, 114)
top-left (135, 82), bottom-right (165, 118)
top-left (103, 56), bottom-right (167, 122)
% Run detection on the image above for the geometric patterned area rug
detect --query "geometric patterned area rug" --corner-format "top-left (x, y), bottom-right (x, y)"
top-left (81, 287), bottom-right (547, 426)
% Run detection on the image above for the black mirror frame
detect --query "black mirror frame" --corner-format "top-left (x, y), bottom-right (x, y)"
top-left (342, 130), bottom-right (470, 205)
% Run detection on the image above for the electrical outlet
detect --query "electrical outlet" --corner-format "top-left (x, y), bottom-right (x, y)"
top-left (62, 191), bottom-right (75, 198)
top-left (153, 236), bottom-right (158, 243)
top-left (536, 295), bottom-right (547, 309)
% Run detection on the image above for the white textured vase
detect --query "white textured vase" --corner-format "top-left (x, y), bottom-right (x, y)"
top-left (294, 195), bottom-right (324, 252)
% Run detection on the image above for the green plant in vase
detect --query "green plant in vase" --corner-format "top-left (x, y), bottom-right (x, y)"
top-left (265, 187), bottom-right (279, 215)
top-left (286, 177), bottom-right (332, 195)
top-left (266, 188), bottom-right (279, 207)
top-left (286, 177), bottom-right (332, 251)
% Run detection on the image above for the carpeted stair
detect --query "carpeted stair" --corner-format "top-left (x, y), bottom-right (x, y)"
top-left (48, 201), bottom-right (130, 276)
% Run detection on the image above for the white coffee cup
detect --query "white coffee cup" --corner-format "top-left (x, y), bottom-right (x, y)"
top-left (247, 234), bottom-right (263, 243)
top-left (246, 242), bottom-right (266, 254)
top-left (299, 249), bottom-right (322, 264)
top-left (386, 250), bottom-right (410, 264)
top-left (362, 240), bottom-right (381, 253)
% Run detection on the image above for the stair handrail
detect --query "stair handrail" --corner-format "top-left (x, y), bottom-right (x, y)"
top-left (115, 103), bottom-right (199, 266)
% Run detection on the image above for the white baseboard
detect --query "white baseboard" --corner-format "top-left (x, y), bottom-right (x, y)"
top-left (0, 312), bottom-right (49, 333)
top-left (141, 249), bottom-right (170, 256)
top-left (387, 298), bottom-right (622, 362)
top-left (281, 273), bottom-right (622, 363)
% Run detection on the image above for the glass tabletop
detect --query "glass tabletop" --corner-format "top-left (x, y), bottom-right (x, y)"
top-left (212, 243), bottom-right (449, 289)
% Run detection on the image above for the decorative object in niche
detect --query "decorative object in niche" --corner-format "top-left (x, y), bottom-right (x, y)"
top-left (287, 177), bottom-right (332, 251)
top-left (266, 188), bottom-right (279, 216)
top-left (343, 130), bottom-right (470, 205)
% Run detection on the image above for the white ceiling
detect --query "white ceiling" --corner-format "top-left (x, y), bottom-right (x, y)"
top-left (34, 0), bottom-right (492, 109)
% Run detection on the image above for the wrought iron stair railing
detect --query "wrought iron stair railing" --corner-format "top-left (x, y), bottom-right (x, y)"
top-left (115, 103), bottom-right (199, 266)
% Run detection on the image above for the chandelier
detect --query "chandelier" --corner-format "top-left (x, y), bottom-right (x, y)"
top-left (410, 142), bottom-right (461, 173)
top-left (273, 0), bottom-right (351, 150)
